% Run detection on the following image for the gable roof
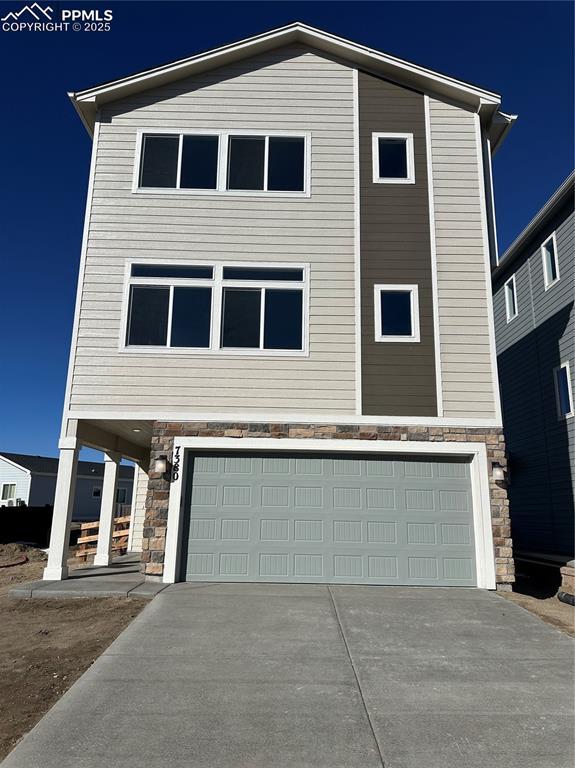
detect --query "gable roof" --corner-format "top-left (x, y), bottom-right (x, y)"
top-left (69, 22), bottom-right (515, 149)
top-left (0, 453), bottom-right (134, 479)
top-left (492, 170), bottom-right (575, 281)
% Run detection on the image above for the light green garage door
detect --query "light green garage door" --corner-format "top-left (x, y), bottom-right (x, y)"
top-left (180, 452), bottom-right (476, 586)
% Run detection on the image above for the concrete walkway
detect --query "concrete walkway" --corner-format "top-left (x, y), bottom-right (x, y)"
top-left (9, 555), bottom-right (167, 599)
top-left (2, 585), bottom-right (573, 768)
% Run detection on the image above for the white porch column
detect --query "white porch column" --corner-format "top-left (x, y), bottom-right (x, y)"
top-left (43, 443), bottom-right (79, 581)
top-left (94, 451), bottom-right (122, 567)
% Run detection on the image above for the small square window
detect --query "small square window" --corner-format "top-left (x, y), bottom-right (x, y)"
top-left (139, 135), bottom-right (179, 188)
top-left (372, 133), bottom-right (415, 183)
top-left (504, 275), bottom-right (518, 322)
top-left (541, 233), bottom-right (560, 289)
top-left (554, 362), bottom-right (574, 419)
top-left (374, 285), bottom-right (420, 342)
top-left (92, 486), bottom-right (102, 499)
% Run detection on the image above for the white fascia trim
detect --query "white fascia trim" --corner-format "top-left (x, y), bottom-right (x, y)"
top-left (64, 410), bottom-right (503, 428)
top-left (59, 119), bottom-right (100, 442)
top-left (163, 437), bottom-right (496, 589)
top-left (72, 23), bottom-right (500, 107)
top-left (423, 95), bottom-right (443, 418)
top-left (352, 68), bottom-right (362, 416)
top-left (0, 456), bottom-right (31, 475)
top-left (474, 114), bottom-right (503, 424)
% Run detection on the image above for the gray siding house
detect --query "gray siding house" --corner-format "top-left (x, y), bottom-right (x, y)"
top-left (492, 172), bottom-right (574, 560)
top-left (43, 23), bottom-right (517, 588)
top-left (0, 453), bottom-right (134, 521)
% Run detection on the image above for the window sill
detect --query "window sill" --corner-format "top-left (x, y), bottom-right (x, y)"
top-left (374, 336), bottom-right (421, 343)
top-left (544, 278), bottom-right (560, 291)
top-left (372, 177), bottom-right (416, 185)
top-left (119, 346), bottom-right (309, 359)
top-left (131, 188), bottom-right (311, 199)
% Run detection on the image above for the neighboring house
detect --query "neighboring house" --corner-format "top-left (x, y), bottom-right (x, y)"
top-left (0, 453), bottom-right (134, 521)
top-left (492, 172), bottom-right (574, 562)
top-left (44, 23), bottom-right (516, 589)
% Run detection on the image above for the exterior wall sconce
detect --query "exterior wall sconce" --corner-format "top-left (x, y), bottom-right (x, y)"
top-left (155, 455), bottom-right (168, 475)
top-left (492, 462), bottom-right (506, 482)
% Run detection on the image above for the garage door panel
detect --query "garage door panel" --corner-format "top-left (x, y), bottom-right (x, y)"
top-left (181, 452), bottom-right (476, 586)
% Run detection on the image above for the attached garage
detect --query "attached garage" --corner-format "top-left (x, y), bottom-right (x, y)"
top-left (177, 450), bottom-right (480, 586)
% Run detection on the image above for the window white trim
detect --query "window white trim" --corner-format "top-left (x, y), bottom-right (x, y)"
top-left (554, 361), bottom-right (574, 420)
top-left (541, 232), bottom-right (560, 290)
top-left (120, 259), bottom-right (310, 358)
top-left (1, 483), bottom-right (17, 505)
top-left (504, 274), bottom-right (518, 323)
top-left (372, 132), bottom-right (415, 184)
top-left (132, 128), bottom-right (311, 198)
top-left (374, 284), bottom-right (420, 343)
top-left (163, 437), bottom-right (496, 589)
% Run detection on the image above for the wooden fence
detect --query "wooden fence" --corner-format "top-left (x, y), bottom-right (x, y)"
top-left (76, 515), bottom-right (132, 562)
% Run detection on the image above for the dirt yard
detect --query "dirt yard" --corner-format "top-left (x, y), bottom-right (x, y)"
top-left (0, 544), bottom-right (145, 761)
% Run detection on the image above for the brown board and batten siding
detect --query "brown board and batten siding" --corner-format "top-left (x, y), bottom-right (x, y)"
top-left (428, 98), bottom-right (497, 419)
top-left (69, 45), bottom-right (357, 416)
top-left (358, 71), bottom-right (437, 417)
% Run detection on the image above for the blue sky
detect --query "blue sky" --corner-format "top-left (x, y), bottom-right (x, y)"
top-left (0, 0), bottom-right (573, 459)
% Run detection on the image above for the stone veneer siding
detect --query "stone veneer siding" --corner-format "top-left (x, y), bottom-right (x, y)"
top-left (142, 422), bottom-right (514, 589)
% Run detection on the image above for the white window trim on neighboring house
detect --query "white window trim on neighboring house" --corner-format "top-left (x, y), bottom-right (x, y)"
top-left (371, 132), bottom-right (415, 184)
top-left (374, 284), bottom-right (420, 342)
top-left (120, 259), bottom-right (310, 358)
top-left (504, 274), bottom-right (518, 323)
top-left (132, 128), bottom-right (312, 198)
top-left (554, 361), bottom-right (574, 420)
top-left (162, 437), bottom-right (497, 589)
top-left (1, 483), bottom-right (17, 506)
top-left (541, 232), bottom-right (560, 290)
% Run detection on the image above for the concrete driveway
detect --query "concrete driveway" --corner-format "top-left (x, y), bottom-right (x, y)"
top-left (2, 585), bottom-right (573, 768)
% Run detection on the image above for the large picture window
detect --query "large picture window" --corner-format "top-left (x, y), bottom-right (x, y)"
top-left (124, 263), bottom-right (307, 355)
top-left (136, 131), bottom-right (309, 195)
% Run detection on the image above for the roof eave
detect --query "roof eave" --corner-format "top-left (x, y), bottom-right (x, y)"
top-left (492, 170), bottom-right (575, 280)
top-left (70, 23), bottom-right (502, 135)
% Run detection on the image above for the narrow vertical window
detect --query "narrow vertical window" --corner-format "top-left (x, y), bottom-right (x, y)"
top-left (268, 137), bottom-right (305, 191)
top-left (554, 363), bottom-right (574, 419)
top-left (227, 137), bottom-right (265, 191)
top-left (504, 275), bottom-right (518, 322)
top-left (139, 135), bottom-right (179, 188)
top-left (180, 135), bottom-right (219, 189)
top-left (127, 286), bottom-right (170, 346)
top-left (541, 234), bottom-right (560, 289)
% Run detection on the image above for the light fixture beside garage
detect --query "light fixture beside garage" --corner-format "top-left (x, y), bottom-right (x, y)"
top-left (155, 455), bottom-right (168, 475)
top-left (491, 462), bottom-right (506, 482)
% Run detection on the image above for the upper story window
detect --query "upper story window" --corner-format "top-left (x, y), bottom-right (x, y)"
top-left (504, 274), bottom-right (518, 322)
top-left (136, 131), bottom-right (309, 196)
top-left (541, 233), bottom-right (560, 289)
top-left (124, 263), bottom-right (308, 355)
top-left (372, 133), bottom-right (415, 184)
top-left (554, 362), bottom-right (574, 420)
top-left (374, 284), bottom-right (420, 342)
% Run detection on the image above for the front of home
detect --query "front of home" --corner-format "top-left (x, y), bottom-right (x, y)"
top-left (44, 23), bottom-right (515, 588)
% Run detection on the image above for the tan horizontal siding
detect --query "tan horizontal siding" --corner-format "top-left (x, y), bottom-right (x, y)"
top-left (70, 45), bottom-right (356, 417)
top-left (429, 98), bottom-right (496, 418)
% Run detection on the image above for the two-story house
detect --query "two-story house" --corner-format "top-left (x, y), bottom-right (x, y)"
top-left (43, 23), bottom-right (516, 589)
top-left (492, 172), bottom-right (574, 568)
